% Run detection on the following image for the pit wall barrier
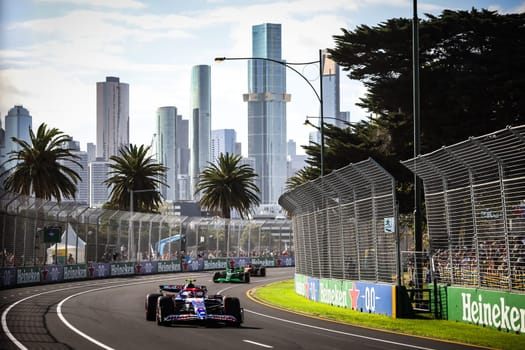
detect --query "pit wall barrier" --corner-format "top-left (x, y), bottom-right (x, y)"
top-left (294, 273), bottom-right (525, 333)
top-left (0, 256), bottom-right (294, 289)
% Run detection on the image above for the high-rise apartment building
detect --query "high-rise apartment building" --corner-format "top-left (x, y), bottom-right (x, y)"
top-left (89, 159), bottom-right (110, 208)
top-left (211, 129), bottom-right (237, 163)
top-left (321, 49), bottom-right (343, 128)
top-left (96, 76), bottom-right (129, 161)
top-left (60, 140), bottom-right (88, 204)
top-left (0, 105), bottom-right (32, 171)
top-left (156, 106), bottom-right (190, 201)
top-left (86, 142), bottom-right (97, 163)
top-left (190, 65), bottom-right (211, 199)
top-left (245, 23), bottom-right (290, 205)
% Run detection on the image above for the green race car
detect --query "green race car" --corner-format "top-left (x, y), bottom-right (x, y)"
top-left (213, 268), bottom-right (250, 283)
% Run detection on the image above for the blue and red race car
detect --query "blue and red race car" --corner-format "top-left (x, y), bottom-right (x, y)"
top-left (145, 278), bottom-right (243, 327)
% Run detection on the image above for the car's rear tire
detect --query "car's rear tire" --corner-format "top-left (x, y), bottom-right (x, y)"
top-left (213, 271), bottom-right (221, 282)
top-left (157, 296), bottom-right (174, 326)
top-left (145, 293), bottom-right (161, 321)
top-left (243, 272), bottom-right (250, 283)
top-left (224, 296), bottom-right (242, 327)
top-left (260, 267), bottom-right (266, 277)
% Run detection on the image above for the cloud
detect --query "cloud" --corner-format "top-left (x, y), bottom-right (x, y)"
top-left (36, 0), bottom-right (146, 9)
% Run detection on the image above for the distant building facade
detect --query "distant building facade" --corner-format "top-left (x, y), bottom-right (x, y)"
top-left (96, 76), bottom-right (129, 161)
top-left (211, 129), bottom-right (237, 163)
top-left (190, 65), bottom-right (211, 199)
top-left (0, 105), bottom-right (32, 177)
top-left (245, 23), bottom-right (289, 205)
top-left (156, 106), bottom-right (190, 201)
top-left (89, 159), bottom-right (110, 208)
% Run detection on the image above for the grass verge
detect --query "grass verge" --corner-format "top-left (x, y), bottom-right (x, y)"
top-left (252, 279), bottom-right (525, 350)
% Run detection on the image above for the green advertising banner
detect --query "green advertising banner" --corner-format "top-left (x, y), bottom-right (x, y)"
top-left (295, 273), bottom-right (307, 296)
top-left (447, 286), bottom-right (525, 333)
top-left (319, 279), bottom-right (353, 308)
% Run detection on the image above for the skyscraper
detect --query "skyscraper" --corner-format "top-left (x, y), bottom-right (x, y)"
top-left (156, 106), bottom-right (190, 201)
top-left (245, 23), bottom-right (290, 205)
top-left (1, 105), bottom-right (32, 171)
top-left (60, 140), bottom-right (88, 204)
top-left (321, 49), bottom-right (343, 128)
top-left (190, 65), bottom-right (211, 199)
top-left (96, 76), bottom-right (129, 161)
top-left (89, 159), bottom-right (110, 208)
top-left (211, 129), bottom-right (237, 163)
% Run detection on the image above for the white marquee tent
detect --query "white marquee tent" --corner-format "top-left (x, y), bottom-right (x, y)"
top-left (46, 223), bottom-right (86, 264)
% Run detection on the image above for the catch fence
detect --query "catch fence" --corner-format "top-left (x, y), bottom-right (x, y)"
top-left (402, 125), bottom-right (525, 292)
top-left (279, 158), bottom-right (398, 283)
top-left (0, 191), bottom-right (293, 267)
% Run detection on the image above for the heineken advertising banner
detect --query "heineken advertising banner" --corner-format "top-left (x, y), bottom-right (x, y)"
top-left (294, 273), bottom-right (317, 300)
top-left (278, 256), bottom-right (295, 267)
top-left (0, 267), bottom-right (16, 288)
top-left (135, 261), bottom-right (157, 275)
top-left (157, 260), bottom-right (182, 273)
top-left (182, 258), bottom-right (203, 271)
top-left (89, 263), bottom-right (110, 279)
top-left (110, 262), bottom-right (136, 276)
top-left (63, 264), bottom-right (88, 281)
top-left (41, 265), bottom-right (64, 283)
top-left (294, 274), bottom-right (395, 316)
top-left (251, 257), bottom-right (276, 267)
top-left (352, 281), bottom-right (394, 316)
top-left (295, 273), bottom-right (307, 296)
top-left (448, 286), bottom-right (525, 333)
top-left (16, 266), bottom-right (42, 285)
top-left (319, 279), bottom-right (353, 308)
top-left (204, 259), bottom-right (228, 270)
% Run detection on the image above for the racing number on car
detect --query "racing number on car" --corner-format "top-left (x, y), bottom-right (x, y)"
top-left (364, 287), bottom-right (375, 312)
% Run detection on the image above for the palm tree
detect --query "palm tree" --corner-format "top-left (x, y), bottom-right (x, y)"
top-left (0, 123), bottom-right (82, 202)
top-left (195, 152), bottom-right (260, 219)
top-left (104, 144), bottom-right (167, 213)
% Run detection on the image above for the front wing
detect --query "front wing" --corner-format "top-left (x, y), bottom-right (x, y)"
top-left (162, 313), bottom-right (239, 323)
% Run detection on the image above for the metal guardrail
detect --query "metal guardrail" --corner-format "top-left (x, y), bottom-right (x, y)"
top-left (402, 125), bottom-right (525, 292)
top-left (0, 191), bottom-right (293, 268)
top-left (279, 158), bottom-right (397, 283)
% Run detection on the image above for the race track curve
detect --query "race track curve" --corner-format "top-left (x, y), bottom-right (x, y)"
top-left (1, 267), bottom-right (487, 350)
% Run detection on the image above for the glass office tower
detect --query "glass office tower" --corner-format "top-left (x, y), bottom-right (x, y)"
top-left (190, 65), bottom-right (211, 199)
top-left (96, 76), bottom-right (129, 161)
top-left (157, 106), bottom-right (190, 201)
top-left (244, 23), bottom-right (290, 204)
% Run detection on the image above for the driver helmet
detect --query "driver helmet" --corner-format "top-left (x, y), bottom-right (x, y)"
top-left (181, 290), bottom-right (193, 298)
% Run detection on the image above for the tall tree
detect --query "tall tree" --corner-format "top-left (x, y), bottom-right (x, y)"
top-left (195, 152), bottom-right (260, 219)
top-left (329, 8), bottom-right (525, 153)
top-left (104, 144), bottom-right (167, 213)
top-left (0, 123), bottom-right (81, 202)
top-left (288, 9), bottom-right (525, 211)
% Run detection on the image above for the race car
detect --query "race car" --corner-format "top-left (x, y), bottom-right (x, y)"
top-left (145, 278), bottom-right (243, 327)
top-left (213, 267), bottom-right (250, 283)
top-left (244, 263), bottom-right (266, 277)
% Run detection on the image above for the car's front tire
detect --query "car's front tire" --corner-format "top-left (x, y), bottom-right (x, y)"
top-left (145, 293), bottom-right (162, 321)
top-left (157, 296), bottom-right (174, 326)
top-left (224, 296), bottom-right (242, 327)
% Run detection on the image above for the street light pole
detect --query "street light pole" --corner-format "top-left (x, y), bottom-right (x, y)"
top-left (215, 50), bottom-right (325, 176)
top-left (412, 0), bottom-right (423, 287)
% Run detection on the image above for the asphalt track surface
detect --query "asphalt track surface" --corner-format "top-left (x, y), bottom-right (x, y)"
top-left (1, 267), bottom-right (489, 350)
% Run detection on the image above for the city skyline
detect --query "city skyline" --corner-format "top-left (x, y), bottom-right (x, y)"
top-left (1, 1), bottom-right (524, 156)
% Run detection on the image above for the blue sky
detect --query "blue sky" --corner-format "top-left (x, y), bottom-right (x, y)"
top-left (1, 0), bottom-right (524, 155)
